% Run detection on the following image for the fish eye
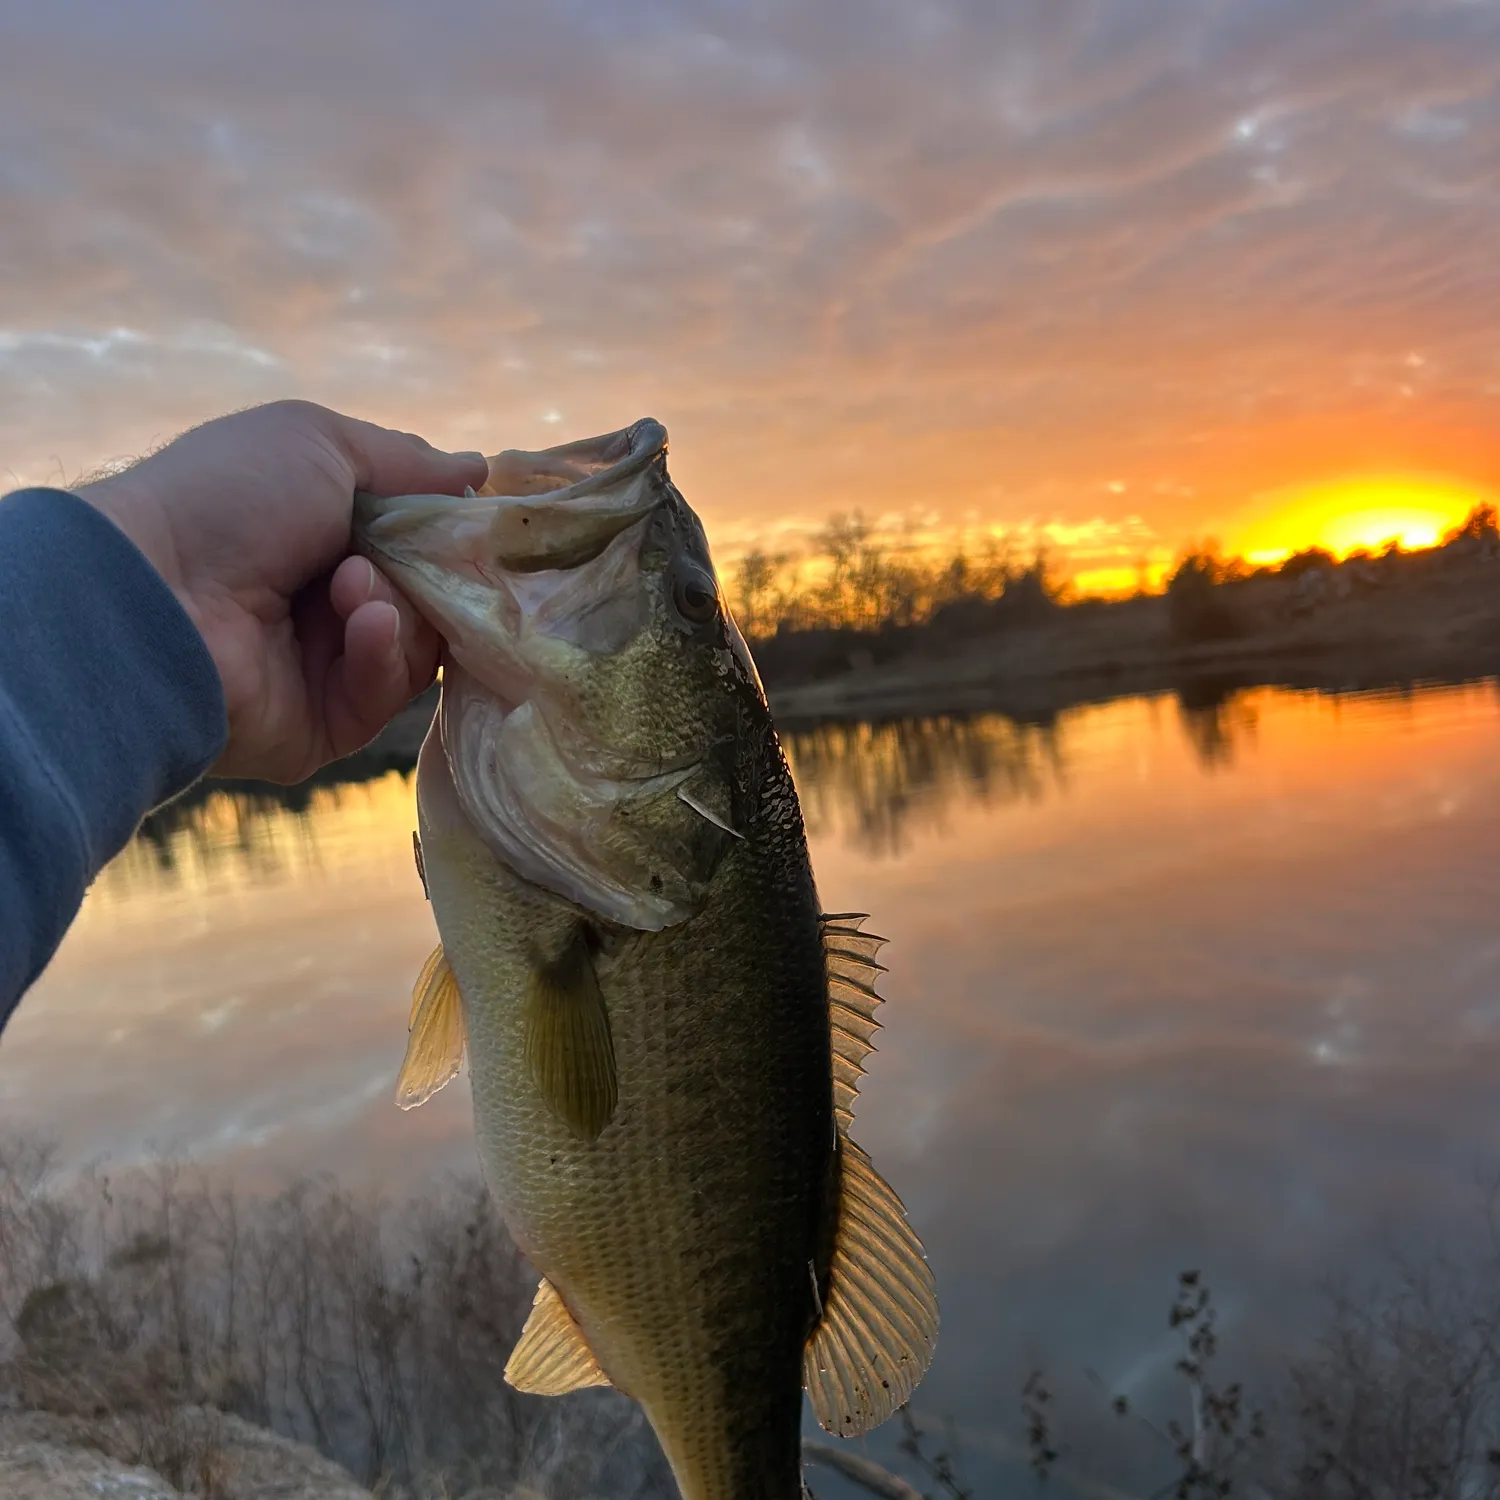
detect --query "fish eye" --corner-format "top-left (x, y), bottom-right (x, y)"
top-left (671, 562), bottom-right (720, 626)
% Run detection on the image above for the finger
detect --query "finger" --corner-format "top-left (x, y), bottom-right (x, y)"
top-left (291, 575), bottom-right (349, 748)
top-left (329, 554), bottom-right (386, 620)
top-left (329, 555), bottom-right (439, 682)
top-left (323, 410), bottom-right (488, 499)
top-left (323, 597), bottom-right (441, 760)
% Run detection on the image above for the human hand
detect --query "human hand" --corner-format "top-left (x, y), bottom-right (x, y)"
top-left (77, 400), bottom-right (487, 783)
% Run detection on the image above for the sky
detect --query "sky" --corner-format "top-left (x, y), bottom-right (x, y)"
top-left (2, 0), bottom-right (1500, 590)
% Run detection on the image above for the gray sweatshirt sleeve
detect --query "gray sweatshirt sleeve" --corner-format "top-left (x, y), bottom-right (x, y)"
top-left (0, 487), bottom-right (227, 1021)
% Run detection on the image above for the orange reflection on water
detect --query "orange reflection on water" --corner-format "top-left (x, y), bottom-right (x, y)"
top-left (2, 771), bottom-right (480, 1189)
top-left (7, 679), bottom-right (1500, 1227)
top-left (798, 683), bottom-right (1500, 1170)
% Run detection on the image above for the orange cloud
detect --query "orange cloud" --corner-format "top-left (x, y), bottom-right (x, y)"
top-left (1, 0), bottom-right (1498, 568)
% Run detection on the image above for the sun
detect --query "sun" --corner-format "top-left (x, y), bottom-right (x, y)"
top-left (1230, 475), bottom-right (1495, 566)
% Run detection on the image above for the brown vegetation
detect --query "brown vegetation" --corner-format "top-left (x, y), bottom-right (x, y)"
top-left (1018, 1246), bottom-right (1500, 1500)
top-left (735, 504), bottom-right (1500, 645)
top-left (8, 1133), bottom-right (1500, 1499)
top-left (733, 514), bottom-right (1060, 639)
top-left (0, 1137), bottom-right (670, 1499)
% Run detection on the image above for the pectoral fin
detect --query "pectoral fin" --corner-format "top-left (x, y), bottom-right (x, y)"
top-left (506, 1277), bottom-right (614, 1395)
top-left (803, 1139), bottom-right (939, 1438)
top-left (523, 928), bottom-right (618, 1140)
top-left (395, 944), bottom-right (467, 1110)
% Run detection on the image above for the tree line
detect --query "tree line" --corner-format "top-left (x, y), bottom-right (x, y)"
top-left (730, 502), bottom-right (1500, 641)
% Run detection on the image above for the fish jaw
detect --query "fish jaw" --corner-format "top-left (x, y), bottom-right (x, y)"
top-left (352, 417), bottom-right (668, 639)
top-left (350, 420), bottom-right (676, 728)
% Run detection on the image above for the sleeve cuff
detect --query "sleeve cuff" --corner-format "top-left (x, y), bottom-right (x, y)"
top-left (0, 485), bottom-right (228, 871)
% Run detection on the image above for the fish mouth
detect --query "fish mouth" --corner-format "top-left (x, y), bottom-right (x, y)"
top-left (351, 417), bottom-right (676, 709)
top-left (356, 416), bottom-right (746, 927)
top-left (353, 417), bottom-right (670, 576)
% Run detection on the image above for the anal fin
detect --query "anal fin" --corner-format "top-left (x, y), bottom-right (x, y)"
top-left (804, 1139), bottom-right (939, 1438)
top-left (524, 925), bottom-right (618, 1141)
top-left (505, 1277), bottom-right (613, 1395)
top-left (396, 944), bottom-right (467, 1110)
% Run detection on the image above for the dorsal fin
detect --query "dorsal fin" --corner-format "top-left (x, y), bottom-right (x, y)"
top-left (821, 914), bottom-right (887, 1133)
top-left (505, 1277), bottom-right (614, 1395)
top-left (396, 944), bottom-right (467, 1110)
top-left (804, 1139), bottom-right (939, 1437)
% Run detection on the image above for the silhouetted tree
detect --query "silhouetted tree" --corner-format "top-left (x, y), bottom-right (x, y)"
top-left (1166, 545), bottom-right (1241, 642)
top-left (1279, 547), bottom-right (1337, 579)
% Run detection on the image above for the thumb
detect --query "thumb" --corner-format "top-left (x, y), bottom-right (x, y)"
top-left (324, 410), bottom-right (489, 498)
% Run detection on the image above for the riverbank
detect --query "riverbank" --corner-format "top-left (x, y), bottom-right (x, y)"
top-left (758, 535), bottom-right (1500, 722)
top-left (764, 606), bottom-right (1500, 725)
top-left (336, 546), bottom-right (1500, 767)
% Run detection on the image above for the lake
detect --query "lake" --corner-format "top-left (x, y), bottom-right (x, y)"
top-left (8, 679), bottom-right (1500, 1494)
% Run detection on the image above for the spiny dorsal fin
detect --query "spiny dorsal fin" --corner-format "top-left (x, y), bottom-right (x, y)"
top-left (505, 1277), bottom-right (613, 1395)
top-left (821, 913), bottom-right (887, 1133)
top-left (523, 926), bottom-right (617, 1141)
top-left (397, 944), bottom-right (467, 1110)
top-left (804, 1139), bottom-right (939, 1437)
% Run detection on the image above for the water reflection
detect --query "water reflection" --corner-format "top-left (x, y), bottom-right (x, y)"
top-left (93, 680), bottom-right (1498, 894)
top-left (1174, 680), bottom-right (1262, 770)
top-left (124, 761), bottom-right (412, 888)
top-left (783, 714), bottom-right (1064, 856)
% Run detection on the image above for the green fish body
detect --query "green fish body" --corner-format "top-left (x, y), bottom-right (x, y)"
top-left (356, 420), bottom-right (937, 1500)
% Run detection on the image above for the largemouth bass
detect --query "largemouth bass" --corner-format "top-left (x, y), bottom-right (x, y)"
top-left (353, 419), bottom-right (937, 1500)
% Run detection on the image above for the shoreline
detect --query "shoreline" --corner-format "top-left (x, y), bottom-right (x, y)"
top-left (344, 630), bottom-right (1500, 769)
top-left (765, 634), bottom-right (1500, 726)
top-left (164, 557), bottom-right (1500, 818)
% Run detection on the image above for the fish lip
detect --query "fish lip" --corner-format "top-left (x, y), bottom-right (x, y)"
top-left (351, 416), bottom-right (670, 563)
top-left (500, 416), bottom-right (667, 503)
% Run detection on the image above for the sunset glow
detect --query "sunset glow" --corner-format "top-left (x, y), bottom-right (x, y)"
top-left (1229, 476), bottom-right (1494, 568)
top-left (4, 5), bottom-right (1500, 584)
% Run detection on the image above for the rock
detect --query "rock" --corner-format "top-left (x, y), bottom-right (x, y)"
top-left (0, 1408), bottom-right (373, 1500)
top-left (0, 1433), bottom-right (177, 1500)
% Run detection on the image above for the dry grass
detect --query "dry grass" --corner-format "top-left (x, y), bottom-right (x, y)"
top-left (12, 1129), bottom-right (1500, 1500)
top-left (1017, 1246), bottom-right (1500, 1500)
top-left (0, 1136), bottom-right (670, 1499)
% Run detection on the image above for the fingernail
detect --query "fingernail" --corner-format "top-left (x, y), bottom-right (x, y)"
top-left (378, 605), bottom-right (404, 662)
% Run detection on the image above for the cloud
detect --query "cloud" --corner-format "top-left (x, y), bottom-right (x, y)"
top-left (1, 0), bottom-right (1498, 547)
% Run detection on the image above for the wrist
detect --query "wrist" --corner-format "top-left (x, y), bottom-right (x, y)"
top-left (75, 471), bottom-right (192, 613)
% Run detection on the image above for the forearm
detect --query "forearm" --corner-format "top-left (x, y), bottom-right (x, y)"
top-left (0, 488), bottom-right (227, 1020)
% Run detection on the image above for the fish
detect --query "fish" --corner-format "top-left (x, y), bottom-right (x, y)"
top-left (352, 418), bottom-right (937, 1500)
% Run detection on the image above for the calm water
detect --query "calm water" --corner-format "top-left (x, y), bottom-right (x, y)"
top-left (9, 681), bottom-right (1500, 1490)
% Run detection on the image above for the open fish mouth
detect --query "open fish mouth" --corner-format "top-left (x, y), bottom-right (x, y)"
top-left (350, 418), bottom-right (680, 709)
top-left (350, 417), bottom-right (739, 929)
top-left (354, 417), bottom-right (670, 577)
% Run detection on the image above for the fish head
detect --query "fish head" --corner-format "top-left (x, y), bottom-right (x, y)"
top-left (353, 418), bottom-right (766, 930)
